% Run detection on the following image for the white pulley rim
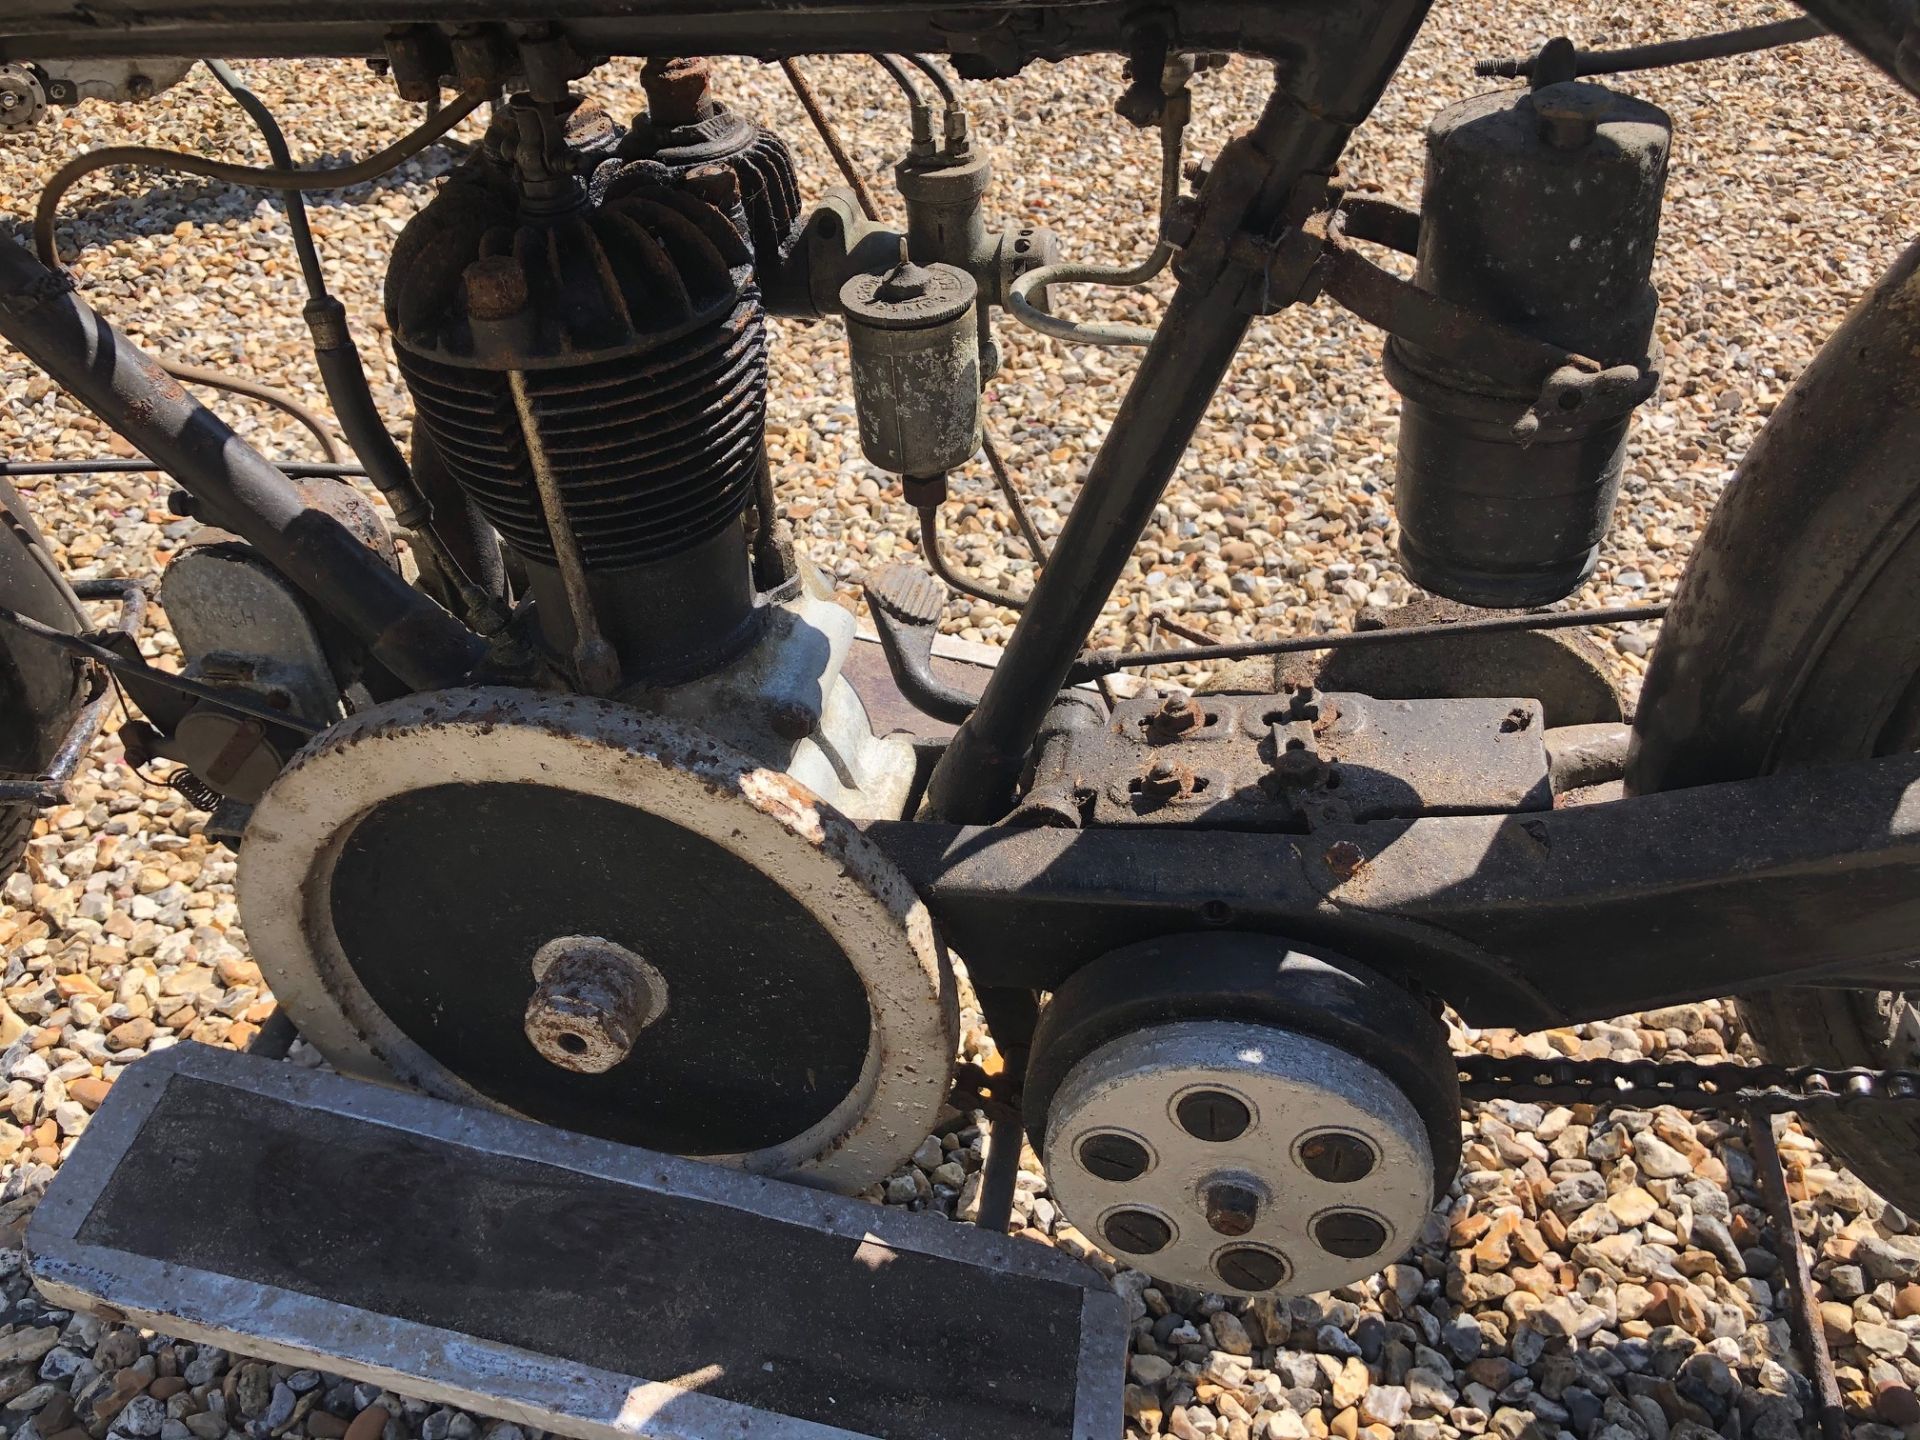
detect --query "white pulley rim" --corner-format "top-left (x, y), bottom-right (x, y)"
top-left (1043, 1020), bottom-right (1434, 1296)
top-left (239, 687), bottom-right (957, 1193)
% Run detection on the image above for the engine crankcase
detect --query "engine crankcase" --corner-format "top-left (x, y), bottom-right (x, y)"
top-left (238, 689), bottom-right (957, 1192)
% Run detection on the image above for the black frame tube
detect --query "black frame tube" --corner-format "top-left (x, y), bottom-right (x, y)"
top-left (0, 237), bottom-right (484, 692)
top-left (923, 0), bottom-right (1434, 822)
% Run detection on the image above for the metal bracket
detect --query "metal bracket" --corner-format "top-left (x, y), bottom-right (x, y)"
top-left (1259, 194), bottom-right (1659, 438)
top-left (0, 578), bottom-right (145, 807)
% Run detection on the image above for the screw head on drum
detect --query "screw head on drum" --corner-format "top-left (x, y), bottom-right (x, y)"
top-left (1041, 1020), bottom-right (1436, 1296)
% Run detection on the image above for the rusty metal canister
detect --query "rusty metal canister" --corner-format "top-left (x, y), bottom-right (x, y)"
top-left (840, 261), bottom-right (982, 480)
top-left (1386, 80), bottom-right (1671, 607)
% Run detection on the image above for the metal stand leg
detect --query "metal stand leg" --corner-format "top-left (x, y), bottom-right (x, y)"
top-left (976, 1109), bottom-right (1023, 1234)
top-left (1747, 1103), bottom-right (1849, 1440)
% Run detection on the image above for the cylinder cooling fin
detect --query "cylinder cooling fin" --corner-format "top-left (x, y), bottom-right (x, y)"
top-left (384, 83), bottom-right (801, 682)
top-left (616, 57), bottom-right (805, 275)
top-left (394, 306), bottom-right (767, 571)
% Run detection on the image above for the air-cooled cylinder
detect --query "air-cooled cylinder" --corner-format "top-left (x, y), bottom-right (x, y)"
top-left (1386, 80), bottom-right (1670, 608)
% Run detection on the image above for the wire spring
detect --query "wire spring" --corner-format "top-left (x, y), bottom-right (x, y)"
top-left (167, 769), bottom-right (222, 813)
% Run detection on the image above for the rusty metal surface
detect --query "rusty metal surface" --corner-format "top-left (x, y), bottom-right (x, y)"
top-left (1023, 684), bottom-right (1551, 830)
top-left (867, 746), bottom-right (1920, 1026)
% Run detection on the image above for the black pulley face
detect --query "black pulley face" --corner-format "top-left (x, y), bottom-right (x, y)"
top-left (239, 690), bottom-right (957, 1192)
top-left (329, 783), bottom-right (870, 1155)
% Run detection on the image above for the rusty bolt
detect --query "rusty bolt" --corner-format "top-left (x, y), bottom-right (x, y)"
top-left (1531, 84), bottom-right (1611, 151)
top-left (1146, 690), bottom-right (1204, 740)
top-left (1204, 1180), bottom-right (1261, 1237)
top-left (680, 161), bottom-right (741, 213)
top-left (640, 55), bottom-right (714, 128)
top-left (768, 701), bottom-right (815, 741)
top-left (463, 255), bottom-right (529, 321)
top-left (1324, 840), bottom-right (1367, 881)
top-left (1139, 756), bottom-right (1193, 802)
top-left (1270, 744), bottom-right (1325, 788)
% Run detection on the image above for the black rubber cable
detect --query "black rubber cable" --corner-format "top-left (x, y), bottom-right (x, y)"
top-left (868, 53), bottom-right (929, 112)
top-left (917, 504), bottom-right (1030, 612)
top-left (203, 59), bottom-right (327, 298)
top-left (901, 53), bottom-right (960, 109)
top-left (33, 84), bottom-right (489, 266)
top-left (1071, 603), bottom-right (1670, 678)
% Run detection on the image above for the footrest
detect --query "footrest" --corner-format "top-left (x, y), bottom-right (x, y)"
top-left (27, 1045), bottom-right (1125, 1440)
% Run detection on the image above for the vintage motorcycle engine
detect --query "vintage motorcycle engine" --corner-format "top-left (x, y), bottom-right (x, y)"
top-left (385, 92), bottom-right (771, 685)
top-left (380, 78), bottom-right (910, 816)
top-left (218, 73), bottom-right (947, 1194)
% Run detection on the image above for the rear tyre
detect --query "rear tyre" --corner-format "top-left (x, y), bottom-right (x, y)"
top-left (1627, 240), bottom-right (1920, 1209)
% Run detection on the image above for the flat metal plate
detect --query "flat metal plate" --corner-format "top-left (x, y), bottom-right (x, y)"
top-left (27, 1045), bottom-right (1126, 1440)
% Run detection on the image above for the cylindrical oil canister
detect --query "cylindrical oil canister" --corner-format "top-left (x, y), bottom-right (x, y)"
top-left (1385, 80), bottom-right (1671, 607)
top-left (841, 261), bottom-right (982, 481)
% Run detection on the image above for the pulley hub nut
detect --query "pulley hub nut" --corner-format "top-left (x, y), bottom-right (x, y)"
top-left (524, 934), bottom-right (668, 1073)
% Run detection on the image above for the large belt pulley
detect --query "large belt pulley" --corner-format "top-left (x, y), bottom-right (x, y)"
top-left (238, 689), bottom-right (957, 1192)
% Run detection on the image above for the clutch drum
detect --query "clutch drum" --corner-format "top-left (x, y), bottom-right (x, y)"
top-left (239, 688), bottom-right (956, 1192)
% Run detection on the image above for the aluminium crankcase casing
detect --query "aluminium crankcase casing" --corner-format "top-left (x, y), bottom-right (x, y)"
top-left (1386, 80), bottom-right (1670, 608)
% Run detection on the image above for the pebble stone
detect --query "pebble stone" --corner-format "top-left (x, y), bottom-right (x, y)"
top-left (0, 3), bottom-right (1914, 1439)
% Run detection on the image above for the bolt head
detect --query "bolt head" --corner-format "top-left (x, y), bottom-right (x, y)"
top-left (1214, 1245), bottom-right (1288, 1291)
top-left (1530, 83), bottom-right (1612, 151)
top-left (1175, 1088), bottom-right (1252, 1142)
top-left (1204, 1180), bottom-right (1262, 1236)
top-left (1313, 1209), bottom-right (1389, 1259)
top-left (1297, 1130), bottom-right (1378, 1183)
top-left (1103, 1207), bottom-right (1174, 1255)
top-left (1077, 1131), bottom-right (1152, 1182)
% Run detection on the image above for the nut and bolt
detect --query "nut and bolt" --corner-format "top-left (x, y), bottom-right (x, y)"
top-left (1282, 683), bottom-right (1323, 723)
top-left (1269, 744), bottom-right (1326, 788)
top-left (1146, 691), bottom-right (1207, 741)
top-left (524, 936), bottom-right (666, 1074)
top-left (1532, 84), bottom-right (1611, 151)
top-left (1139, 756), bottom-right (1193, 802)
top-left (1203, 1180), bottom-right (1262, 1237)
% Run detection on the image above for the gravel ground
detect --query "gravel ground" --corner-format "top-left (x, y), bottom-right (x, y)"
top-left (0, 2), bottom-right (1917, 1438)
